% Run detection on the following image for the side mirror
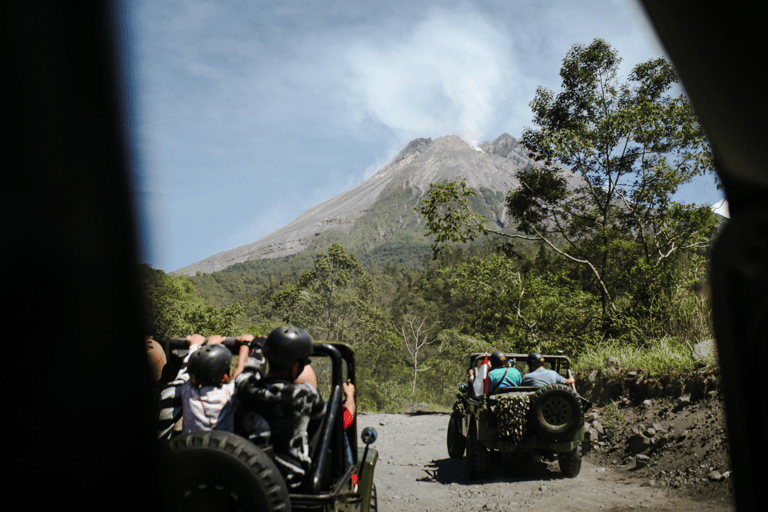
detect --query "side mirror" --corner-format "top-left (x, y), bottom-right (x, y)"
top-left (458, 383), bottom-right (467, 393)
top-left (361, 427), bottom-right (377, 445)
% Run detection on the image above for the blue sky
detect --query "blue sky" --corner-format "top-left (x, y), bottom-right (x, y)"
top-left (124, 0), bottom-right (725, 272)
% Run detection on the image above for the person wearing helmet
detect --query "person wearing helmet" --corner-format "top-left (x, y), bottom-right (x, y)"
top-left (180, 334), bottom-right (250, 433)
top-left (521, 352), bottom-right (575, 386)
top-left (156, 333), bottom-right (251, 439)
top-left (236, 326), bottom-right (325, 491)
top-left (486, 351), bottom-right (522, 394)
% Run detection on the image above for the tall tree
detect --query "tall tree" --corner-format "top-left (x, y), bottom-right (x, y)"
top-left (418, 40), bottom-right (718, 332)
top-left (273, 243), bottom-right (379, 344)
top-left (510, 39), bottom-right (717, 321)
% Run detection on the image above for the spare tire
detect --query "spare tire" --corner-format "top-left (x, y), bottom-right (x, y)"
top-left (161, 430), bottom-right (291, 512)
top-left (528, 384), bottom-right (583, 441)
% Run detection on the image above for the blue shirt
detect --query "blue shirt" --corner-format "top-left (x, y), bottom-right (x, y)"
top-left (521, 367), bottom-right (565, 387)
top-left (487, 366), bottom-right (522, 394)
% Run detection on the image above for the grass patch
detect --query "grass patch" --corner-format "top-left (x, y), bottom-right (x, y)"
top-left (573, 336), bottom-right (699, 374)
top-left (601, 400), bottom-right (624, 432)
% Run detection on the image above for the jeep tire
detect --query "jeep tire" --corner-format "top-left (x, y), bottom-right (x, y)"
top-left (529, 384), bottom-right (583, 441)
top-left (466, 420), bottom-right (489, 479)
top-left (447, 410), bottom-right (466, 458)
top-left (558, 442), bottom-right (582, 478)
top-left (161, 430), bottom-right (291, 512)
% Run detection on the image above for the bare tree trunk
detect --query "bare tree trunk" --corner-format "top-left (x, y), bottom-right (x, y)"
top-left (396, 315), bottom-right (436, 396)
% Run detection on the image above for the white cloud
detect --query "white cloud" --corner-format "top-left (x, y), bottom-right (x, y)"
top-left (343, 5), bottom-right (514, 145)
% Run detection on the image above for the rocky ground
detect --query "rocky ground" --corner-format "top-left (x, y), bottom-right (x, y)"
top-left (583, 391), bottom-right (733, 507)
top-left (358, 368), bottom-right (735, 511)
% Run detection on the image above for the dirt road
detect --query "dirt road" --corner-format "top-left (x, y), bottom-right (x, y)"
top-left (360, 412), bottom-right (733, 511)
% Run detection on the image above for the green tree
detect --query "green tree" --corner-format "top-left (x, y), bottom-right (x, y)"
top-left (417, 40), bottom-right (718, 338)
top-left (273, 243), bottom-right (381, 344)
top-left (138, 264), bottom-right (244, 338)
top-left (511, 39), bottom-right (717, 321)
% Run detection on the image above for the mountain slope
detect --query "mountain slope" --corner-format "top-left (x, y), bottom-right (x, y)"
top-left (173, 134), bottom-right (577, 276)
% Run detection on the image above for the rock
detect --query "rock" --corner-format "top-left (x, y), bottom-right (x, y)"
top-left (636, 454), bottom-right (651, 469)
top-left (707, 470), bottom-right (723, 481)
top-left (404, 403), bottom-right (431, 414)
top-left (628, 433), bottom-right (652, 454)
top-left (692, 339), bottom-right (717, 366)
top-left (676, 395), bottom-right (691, 409)
top-left (605, 357), bottom-right (621, 373)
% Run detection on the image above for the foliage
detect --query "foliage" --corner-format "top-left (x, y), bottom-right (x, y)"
top-left (138, 264), bottom-right (245, 338)
top-left (417, 178), bottom-right (538, 260)
top-left (574, 336), bottom-right (698, 374)
top-left (513, 38), bottom-right (718, 319)
top-left (272, 243), bottom-right (382, 346)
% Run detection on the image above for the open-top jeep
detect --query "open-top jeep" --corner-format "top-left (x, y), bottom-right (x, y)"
top-left (447, 352), bottom-right (589, 479)
top-left (158, 339), bottom-right (379, 512)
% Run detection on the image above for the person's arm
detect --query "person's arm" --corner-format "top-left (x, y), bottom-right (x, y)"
top-left (342, 382), bottom-right (356, 429)
top-left (342, 382), bottom-right (356, 417)
top-left (234, 335), bottom-right (268, 405)
top-left (232, 334), bottom-right (254, 379)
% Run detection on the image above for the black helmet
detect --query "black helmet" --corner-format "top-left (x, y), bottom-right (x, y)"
top-left (526, 352), bottom-right (544, 368)
top-left (490, 351), bottom-right (507, 368)
top-left (188, 344), bottom-right (233, 386)
top-left (264, 326), bottom-right (313, 371)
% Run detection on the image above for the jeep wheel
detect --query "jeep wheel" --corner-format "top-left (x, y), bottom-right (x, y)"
top-left (558, 443), bottom-right (582, 478)
top-left (466, 421), bottom-right (489, 479)
top-left (447, 411), bottom-right (466, 458)
top-left (161, 430), bottom-right (291, 512)
top-left (529, 384), bottom-right (583, 441)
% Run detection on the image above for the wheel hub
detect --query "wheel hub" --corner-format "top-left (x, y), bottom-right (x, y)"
top-left (540, 397), bottom-right (572, 426)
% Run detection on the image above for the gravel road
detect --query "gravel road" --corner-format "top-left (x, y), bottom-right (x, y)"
top-left (359, 412), bottom-right (733, 511)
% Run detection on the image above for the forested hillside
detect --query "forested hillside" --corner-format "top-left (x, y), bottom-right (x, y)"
top-left (140, 40), bottom-right (720, 412)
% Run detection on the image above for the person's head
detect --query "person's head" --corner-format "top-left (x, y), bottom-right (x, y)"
top-left (146, 336), bottom-right (167, 383)
top-left (188, 344), bottom-right (233, 387)
top-left (264, 325), bottom-right (313, 380)
top-left (490, 351), bottom-right (508, 369)
top-left (526, 352), bottom-right (544, 370)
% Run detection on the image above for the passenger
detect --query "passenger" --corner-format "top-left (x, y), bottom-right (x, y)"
top-left (236, 326), bottom-right (325, 491)
top-left (520, 352), bottom-right (575, 386)
top-left (181, 334), bottom-right (250, 433)
top-left (157, 334), bottom-right (250, 439)
top-left (146, 335), bottom-right (167, 383)
top-left (295, 363), bottom-right (358, 490)
top-left (487, 351), bottom-right (521, 394)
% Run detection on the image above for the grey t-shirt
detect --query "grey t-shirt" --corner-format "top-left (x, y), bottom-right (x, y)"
top-left (521, 367), bottom-right (566, 386)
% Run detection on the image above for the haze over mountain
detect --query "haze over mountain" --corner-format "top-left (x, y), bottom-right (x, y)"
top-left (173, 134), bottom-right (579, 276)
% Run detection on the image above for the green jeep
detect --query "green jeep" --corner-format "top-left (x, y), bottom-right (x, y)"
top-left (159, 340), bottom-right (379, 512)
top-left (447, 352), bottom-right (589, 479)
